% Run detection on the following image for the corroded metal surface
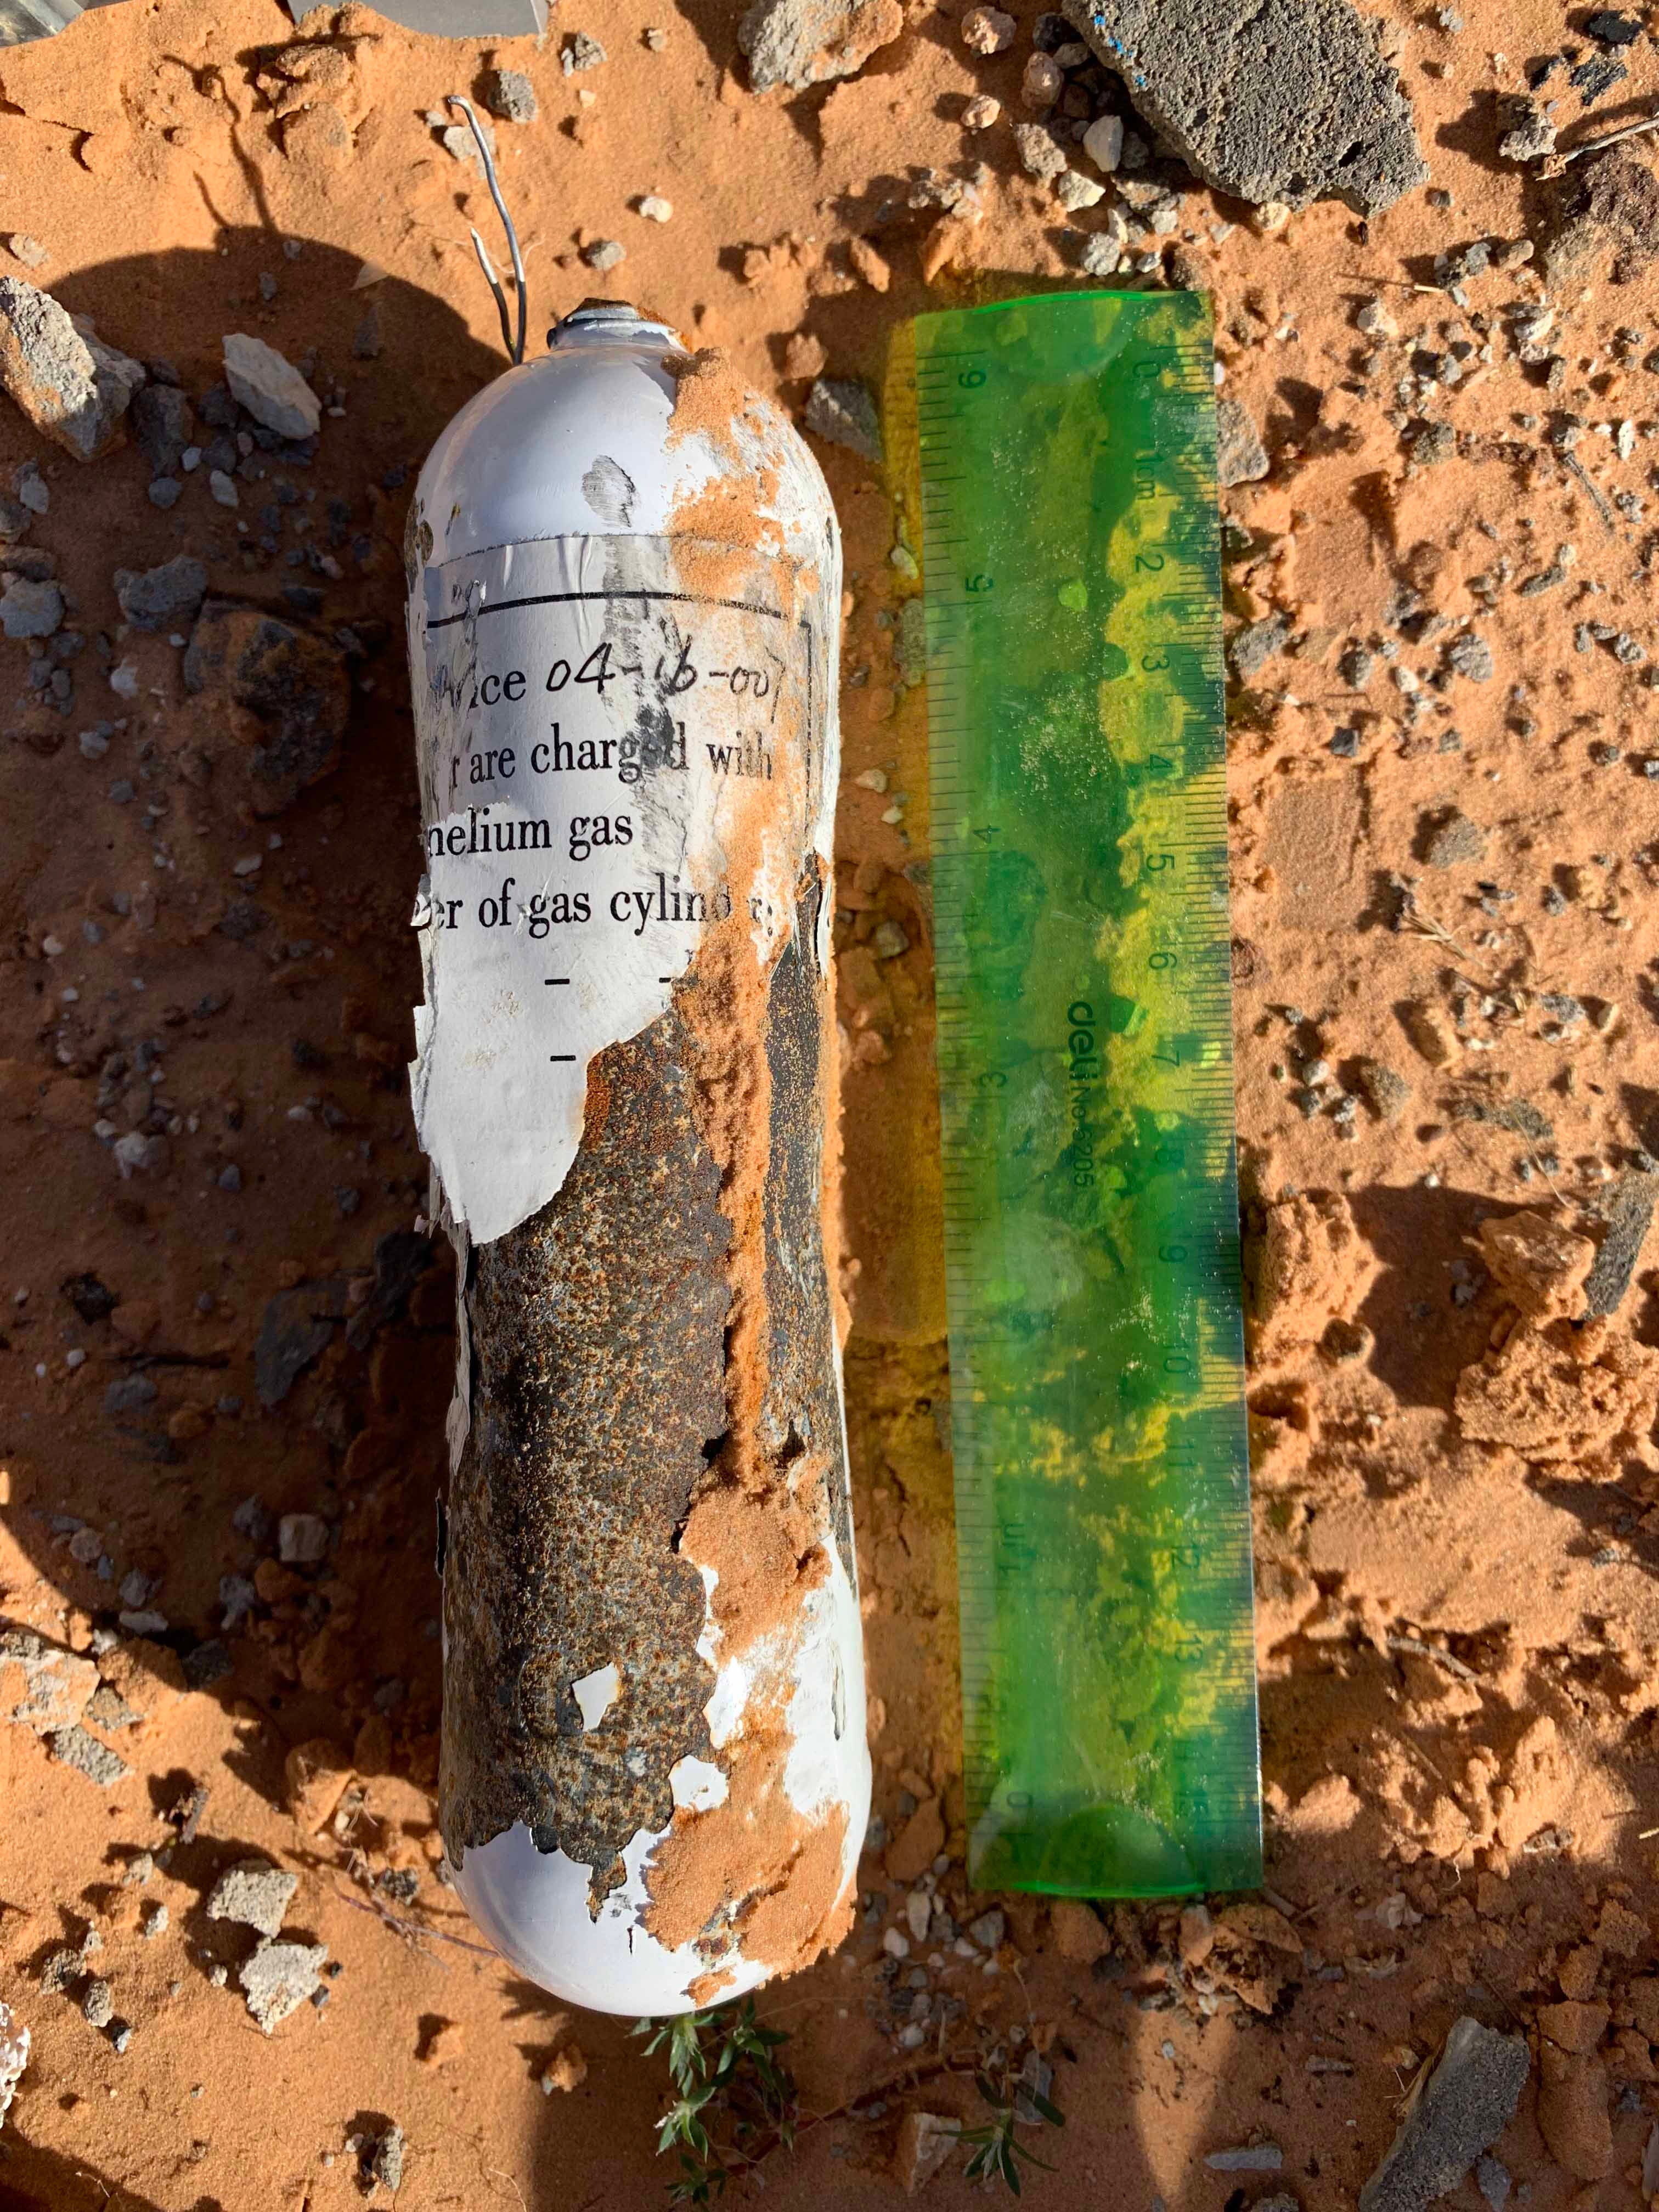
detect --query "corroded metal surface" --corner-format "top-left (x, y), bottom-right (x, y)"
top-left (439, 1008), bottom-right (729, 1900)
top-left (438, 868), bottom-right (853, 1915)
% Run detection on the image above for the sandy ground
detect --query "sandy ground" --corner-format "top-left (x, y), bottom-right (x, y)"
top-left (5, 0), bottom-right (1659, 2204)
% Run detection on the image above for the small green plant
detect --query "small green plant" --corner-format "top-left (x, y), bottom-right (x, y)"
top-left (634, 1998), bottom-right (798, 2203)
top-left (952, 2067), bottom-right (1066, 2196)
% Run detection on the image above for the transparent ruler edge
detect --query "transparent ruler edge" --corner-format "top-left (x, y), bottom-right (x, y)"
top-left (907, 294), bottom-right (1261, 1895)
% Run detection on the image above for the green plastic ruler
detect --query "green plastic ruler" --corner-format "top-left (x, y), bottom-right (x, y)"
top-left (887, 290), bottom-right (1260, 1898)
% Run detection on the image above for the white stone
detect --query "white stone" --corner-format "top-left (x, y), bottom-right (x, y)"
top-left (1083, 113), bottom-right (1125, 174)
top-left (222, 332), bottom-right (321, 441)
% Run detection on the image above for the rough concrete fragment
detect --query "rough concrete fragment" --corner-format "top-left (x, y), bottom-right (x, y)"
top-left (222, 332), bottom-right (321, 441)
top-left (206, 1857), bottom-right (298, 1938)
top-left (48, 1724), bottom-right (128, 1787)
top-left (0, 277), bottom-right (140, 460)
top-left (238, 1937), bottom-right (327, 2032)
top-left (0, 1630), bottom-right (97, 1733)
top-left (1054, 169), bottom-right (1106, 212)
top-left (39, 1948), bottom-right (80, 1996)
top-left (483, 66), bottom-right (538, 121)
top-left (1013, 120), bottom-right (1070, 180)
top-left (0, 575), bottom-right (63, 638)
top-left (1060, 0), bottom-right (1426, 213)
top-left (804, 375), bottom-right (880, 461)
top-left (1583, 1175), bottom-right (1659, 1317)
top-left (1216, 394), bottom-right (1269, 486)
top-left (1498, 95), bottom-right (1556, 163)
top-left (1357, 2017), bottom-right (1529, 2212)
top-left (1446, 631), bottom-right (1493, 682)
top-left (738, 0), bottom-right (903, 91)
top-left (113, 555), bottom-right (207, 633)
top-left (370, 2125), bottom-right (405, 2191)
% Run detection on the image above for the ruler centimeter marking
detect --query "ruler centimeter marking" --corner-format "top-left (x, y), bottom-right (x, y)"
top-left (889, 291), bottom-right (1261, 1899)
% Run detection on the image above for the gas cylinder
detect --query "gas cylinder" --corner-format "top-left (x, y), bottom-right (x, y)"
top-left (404, 299), bottom-right (870, 2014)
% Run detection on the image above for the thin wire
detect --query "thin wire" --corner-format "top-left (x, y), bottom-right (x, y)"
top-left (445, 93), bottom-right (528, 365)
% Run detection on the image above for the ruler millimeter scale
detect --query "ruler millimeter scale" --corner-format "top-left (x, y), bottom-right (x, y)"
top-left (888, 291), bottom-right (1260, 1897)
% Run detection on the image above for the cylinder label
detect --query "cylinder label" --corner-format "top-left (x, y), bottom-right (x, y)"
top-left (408, 533), bottom-right (822, 1245)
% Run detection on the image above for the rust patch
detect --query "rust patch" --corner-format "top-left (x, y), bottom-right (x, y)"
top-left (438, 1010), bottom-right (729, 1906)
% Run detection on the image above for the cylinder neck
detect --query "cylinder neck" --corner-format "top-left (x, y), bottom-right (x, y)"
top-left (549, 300), bottom-right (679, 351)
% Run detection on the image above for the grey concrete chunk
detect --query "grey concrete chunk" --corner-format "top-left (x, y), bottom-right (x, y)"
top-left (0, 575), bottom-right (63, 639)
top-left (48, 1724), bottom-right (128, 1787)
top-left (113, 555), bottom-right (207, 633)
top-left (0, 276), bottom-right (139, 460)
top-left (483, 66), bottom-right (538, 122)
top-left (206, 1857), bottom-right (298, 1938)
top-left (804, 376), bottom-right (880, 461)
top-left (1231, 612), bottom-right (1290, 679)
top-left (1216, 394), bottom-right (1269, 486)
top-left (1013, 121), bottom-right (1070, 180)
top-left (1358, 2018), bottom-right (1529, 2212)
top-left (1060, 0), bottom-right (1427, 213)
top-left (371, 2125), bottom-right (406, 2191)
top-left (738, 0), bottom-right (902, 92)
top-left (238, 1937), bottom-right (328, 2033)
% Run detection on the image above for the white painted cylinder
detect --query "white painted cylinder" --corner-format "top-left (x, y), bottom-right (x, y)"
top-left (405, 304), bottom-right (870, 2015)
